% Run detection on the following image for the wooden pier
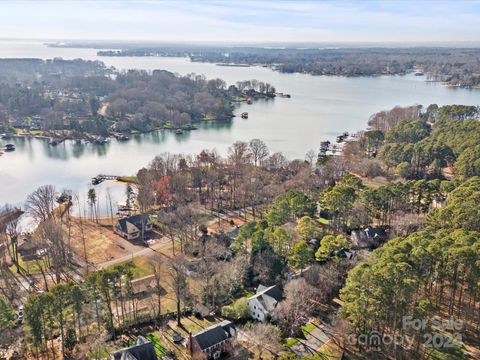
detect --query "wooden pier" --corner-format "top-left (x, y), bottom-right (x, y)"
top-left (92, 174), bottom-right (120, 185)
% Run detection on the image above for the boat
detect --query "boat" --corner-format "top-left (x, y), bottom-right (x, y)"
top-left (4, 144), bottom-right (15, 151)
top-left (414, 72), bottom-right (424, 76)
top-left (175, 129), bottom-right (184, 135)
top-left (117, 134), bottom-right (130, 141)
top-left (246, 98), bottom-right (253, 105)
top-left (91, 176), bottom-right (103, 185)
top-left (48, 138), bottom-right (59, 146)
top-left (241, 112), bottom-right (249, 119)
top-left (1, 133), bottom-right (13, 139)
top-left (94, 136), bottom-right (108, 144)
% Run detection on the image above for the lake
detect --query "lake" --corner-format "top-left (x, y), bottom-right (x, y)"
top-left (1, 40), bottom-right (479, 220)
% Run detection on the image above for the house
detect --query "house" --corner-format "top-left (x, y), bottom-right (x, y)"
top-left (30, 119), bottom-right (44, 131)
top-left (11, 118), bottom-right (27, 128)
top-left (330, 247), bottom-right (355, 260)
top-left (110, 336), bottom-right (157, 360)
top-left (247, 285), bottom-right (282, 322)
top-left (194, 303), bottom-right (214, 318)
top-left (131, 274), bottom-right (157, 297)
top-left (114, 214), bottom-right (153, 241)
top-left (187, 320), bottom-right (236, 359)
top-left (351, 226), bottom-right (388, 249)
top-left (17, 237), bottom-right (48, 261)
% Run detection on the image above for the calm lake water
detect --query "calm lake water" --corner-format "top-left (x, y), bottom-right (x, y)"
top-left (1, 40), bottom-right (479, 220)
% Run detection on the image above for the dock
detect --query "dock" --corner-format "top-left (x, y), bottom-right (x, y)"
top-left (92, 174), bottom-right (120, 185)
top-left (48, 137), bottom-right (67, 146)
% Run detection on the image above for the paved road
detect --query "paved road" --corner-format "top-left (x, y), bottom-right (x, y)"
top-left (95, 207), bottom-right (248, 269)
top-left (96, 236), bottom-right (172, 269)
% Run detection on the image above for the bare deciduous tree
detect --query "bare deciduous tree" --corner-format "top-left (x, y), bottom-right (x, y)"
top-left (273, 278), bottom-right (316, 337)
top-left (249, 138), bottom-right (269, 166)
top-left (241, 322), bottom-right (282, 358)
top-left (25, 185), bottom-right (56, 224)
top-left (34, 218), bottom-right (67, 284)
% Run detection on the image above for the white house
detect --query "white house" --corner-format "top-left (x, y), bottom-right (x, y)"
top-left (247, 285), bottom-right (282, 322)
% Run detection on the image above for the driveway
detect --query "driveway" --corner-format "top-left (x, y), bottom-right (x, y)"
top-left (291, 322), bottom-right (333, 356)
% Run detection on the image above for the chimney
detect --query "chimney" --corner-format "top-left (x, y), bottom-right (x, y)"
top-left (188, 332), bottom-right (193, 356)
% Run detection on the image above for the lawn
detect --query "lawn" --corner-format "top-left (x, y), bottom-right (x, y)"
top-left (318, 217), bottom-right (330, 225)
top-left (145, 332), bottom-right (168, 356)
top-left (9, 255), bottom-right (45, 274)
top-left (301, 323), bottom-right (316, 335)
top-left (107, 256), bottom-right (154, 279)
top-left (7, 244), bottom-right (46, 274)
top-left (245, 290), bottom-right (255, 298)
top-left (233, 95), bottom-right (248, 102)
top-left (284, 322), bottom-right (317, 349)
top-left (202, 114), bottom-right (216, 121)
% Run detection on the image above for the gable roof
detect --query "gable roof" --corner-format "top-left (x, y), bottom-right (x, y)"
top-left (331, 247), bottom-right (355, 260)
top-left (365, 226), bottom-right (387, 239)
top-left (249, 285), bottom-right (283, 313)
top-left (116, 214), bottom-right (151, 234)
top-left (192, 320), bottom-right (235, 351)
top-left (351, 227), bottom-right (387, 249)
top-left (131, 274), bottom-right (157, 295)
top-left (111, 336), bottom-right (156, 360)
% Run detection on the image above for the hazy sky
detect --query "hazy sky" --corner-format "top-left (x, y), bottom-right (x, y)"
top-left (1, 0), bottom-right (480, 43)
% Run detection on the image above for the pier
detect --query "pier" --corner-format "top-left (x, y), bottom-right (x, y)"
top-left (92, 174), bottom-right (120, 185)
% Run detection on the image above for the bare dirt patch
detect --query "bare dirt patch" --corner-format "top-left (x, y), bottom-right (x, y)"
top-left (68, 217), bottom-right (141, 265)
top-left (207, 214), bottom-right (246, 234)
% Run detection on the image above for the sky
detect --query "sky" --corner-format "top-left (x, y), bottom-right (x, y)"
top-left (1, 0), bottom-right (480, 43)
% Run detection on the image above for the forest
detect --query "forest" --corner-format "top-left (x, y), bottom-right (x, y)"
top-left (1, 103), bottom-right (480, 359)
top-left (0, 59), bottom-right (276, 135)
top-left (92, 45), bottom-right (480, 87)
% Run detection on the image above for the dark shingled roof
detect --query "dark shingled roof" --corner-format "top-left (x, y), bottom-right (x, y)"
top-left (250, 285), bottom-right (283, 313)
top-left (365, 226), bottom-right (387, 239)
top-left (111, 336), bottom-right (157, 360)
top-left (192, 320), bottom-right (235, 351)
top-left (117, 214), bottom-right (150, 234)
top-left (257, 285), bottom-right (283, 302)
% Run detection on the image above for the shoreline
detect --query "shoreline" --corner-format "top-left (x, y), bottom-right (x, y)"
top-left (4, 93), bottom-right (276, 143)
top-left (7, 119), bottom-right (227, 143)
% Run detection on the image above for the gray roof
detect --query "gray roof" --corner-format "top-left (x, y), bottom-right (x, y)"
top-left (250, 285), bottom-right (282, 313)
top-left (351, 227), bottom-right (387, 249)
top-left (117, 214), bottom-right (151, 234)
top-left (331, 247), bottom-right (355, 260)
top-left (192, 320), bottom-right (235, 351)
top-left (365, 227), bottom-right (387, 239)
top-left (111, 336), bottom-right (156, 360)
